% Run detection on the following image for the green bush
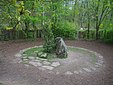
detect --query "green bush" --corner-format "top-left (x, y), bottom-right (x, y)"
top-left (101, 28), bottom-right (113, 43)
top-left (27, 31), bottom-right (34, 39)
top-left (53, 21), bottom-right (77, 39)
top-left (78, 30), bottom-right (96, 40)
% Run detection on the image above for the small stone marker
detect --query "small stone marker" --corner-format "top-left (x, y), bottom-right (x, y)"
top-left (74, 71), bottom-right (79, 74)
top-left (99, 56), bottom-right (103, 59)
top-left (51, 62), bottom-right (60, 67)
top-left (23, 58), bottom-right (29, 61)
top-left (24, 64), bottom-right (29, 67)
top-left (15, 53), bottom-right (21, 57)
top-left (95, 62), bottom-right (102, 66)
top-left (29, 61), bottom-right (42, 67)
top-left (18, 60), bottom-right (22, 63)
top-left (38, 52), bottom-right (43, 56)
top-left (34, 59), bottom-right (40, 62)
top-left (43, 61), bottom-right (51, 65)
top-left (56, 71), bottom-right (60, 74)
top-left (79, 70), bottom-right (83, 73)
top-left (90, 67), bottom-right (96, 71)
top-left (95, 64), bottom-right (99, 67)
top-left (83, 68), bottom-right (92, 72)
top-left (98, 60), bottom-right (103, 64)
top-left (36, 62), bottom-right (42, 66)
top-left (29, 56), bottom-right (35, 60)
top-left (65, 71), bottom-right (73, 75)
top-left (41, 53), bottom-right (47, 57)
top-left (42, 66), bottom-right (54, 70)
top-left (38, 67), bottom-right (46, 71)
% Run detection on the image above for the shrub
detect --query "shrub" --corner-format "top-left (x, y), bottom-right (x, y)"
top-left (78, 29), bottom-right (96, 40)
top-left (53, 21), bottom-right (77, 39)
top-left (101, 28), bottom-right (113, 43)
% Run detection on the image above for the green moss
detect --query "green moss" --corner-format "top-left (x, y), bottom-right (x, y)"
top-left (47, 53), bottom-right (56, 61)
top-left (23, 47), bottom-right (43, 56)
top-left (0, 83), bottom-right (4, 85)
top-left (23, 46), bottom-right (97, 64)
top-left (68, 47), bottom-right (88, 53)
top-left (22, 47), bottom-right (56, 60)
top-left (68, 47), bottom-right (97, 64)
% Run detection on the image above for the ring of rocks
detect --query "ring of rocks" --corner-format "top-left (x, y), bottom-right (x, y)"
top-left (14, 45), bottom-right (104, 75)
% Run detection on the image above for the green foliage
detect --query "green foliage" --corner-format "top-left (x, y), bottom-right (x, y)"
top-left (42, 24), bottom-right (56, 53)
top-left (23, 47), bottom-right (43, 56)
top-left (22, 47), bottom-right (56, 61)
top-left (0, 30), bottom-right (41, 41)
top-left (78, 30), bottom-right (96, 40)
top-left (0, 0), bottom-right (113, 42)
top-left (27, 31), bottom-right (34, 39)
top-left (100, 28), bottom-right (113, 43)
top-left (53, 21), bottom-right (77, 39)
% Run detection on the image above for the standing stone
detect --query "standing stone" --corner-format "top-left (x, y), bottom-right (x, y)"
top-left (55, 37), bottom-right (68, 58)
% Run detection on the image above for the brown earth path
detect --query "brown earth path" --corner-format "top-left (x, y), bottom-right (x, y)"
top-left (0, 39), bottom-right (113, 85)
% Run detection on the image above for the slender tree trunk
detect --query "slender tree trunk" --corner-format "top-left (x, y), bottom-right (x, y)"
top-left (95, 0), bottom-right (100, 40)
top-left (86, 0), bottom-right (90, 39)
top-left (33, 23), bottom-right (37, 40)
top-left (96, 24), bottom-right (99, 40)
top-left (87, 19), bottom-right (90, 39)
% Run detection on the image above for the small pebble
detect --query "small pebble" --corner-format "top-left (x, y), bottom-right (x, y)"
top-left (90, 67), bottom-right (96, 71)
top-left (65, 71), bottom-right (73, 75)
top-left (83, 68), bottom-right (92, 72)
top-left (51, 62), bottom-right (60, 67)
top-left (74, 71), bottom-right (79, 74)
top-left (42, 66), bottom-right (54, 70)
top-left (99, 56), bottom-right (103, 59)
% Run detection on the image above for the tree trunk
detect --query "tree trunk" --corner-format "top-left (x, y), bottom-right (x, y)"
top-left (87, 22), bottom-right (90, 39)
top-left (96, 25), bottom-right (99, 40)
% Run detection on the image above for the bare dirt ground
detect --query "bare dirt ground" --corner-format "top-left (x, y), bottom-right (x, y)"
top-left (0, 39), bottom-right (113, 85)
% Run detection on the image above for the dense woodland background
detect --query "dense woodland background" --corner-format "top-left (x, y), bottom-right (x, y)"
top-left (0, 0), bottom-right (113, 43)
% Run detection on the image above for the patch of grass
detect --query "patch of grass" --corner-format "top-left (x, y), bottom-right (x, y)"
top-left (68, 47), bottom-right (88, 53)
top-left (23, 47), bottom-right (43, 56)
top-left (89, 53), bottom-right (97, 64)
top-left (47, 53), bottom-right (56, 61)
top-left (0, 83), bottom-right (4, 85)
top-left (23, 47), bottom-right (56, 61)
top-left (68, 47), bottom-right (97, 64)
top-left (23, 46), bottom-right (97, 64)
top-left (68, 47), bottom-right (79, 51)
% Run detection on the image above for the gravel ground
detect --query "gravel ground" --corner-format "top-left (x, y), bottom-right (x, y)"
top-left (0, 39), bottom-right (113, 85)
